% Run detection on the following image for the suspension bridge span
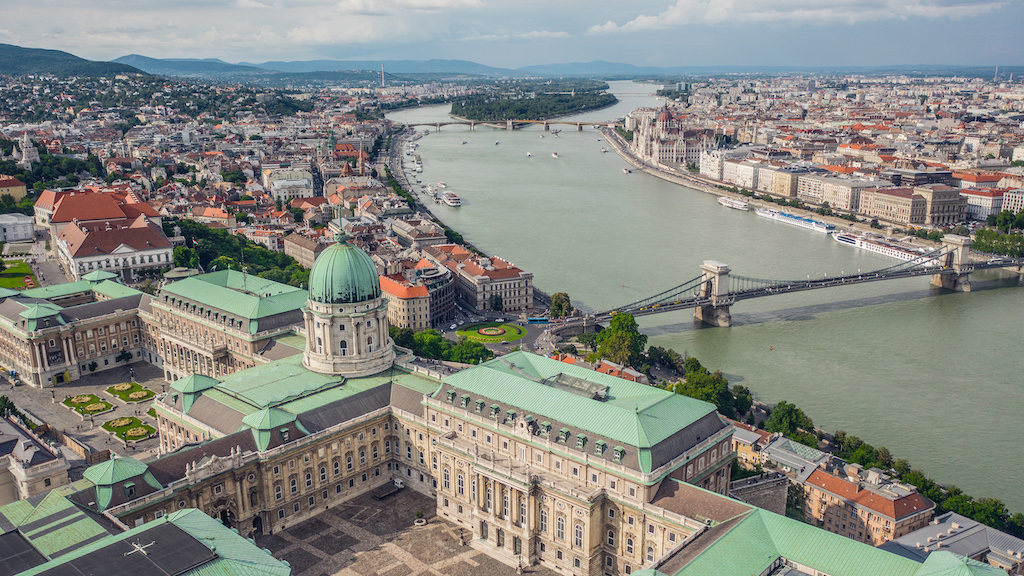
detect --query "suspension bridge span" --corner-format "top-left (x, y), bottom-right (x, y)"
top-left (593, 235), bottom-right (1021, 327)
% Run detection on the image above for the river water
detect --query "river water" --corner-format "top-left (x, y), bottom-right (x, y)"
top-left (387, 82), bottom-right (1024, 512)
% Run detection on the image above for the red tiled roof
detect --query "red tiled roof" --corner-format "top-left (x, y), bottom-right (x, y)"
top-left (804, 469), bottom-right (934, 521)
top-left (58, 216), bottom-right (171, 257)
top-left (379, 275), bottom-right (429, 299)
top-left (50, 192), bottom-right (127, 223)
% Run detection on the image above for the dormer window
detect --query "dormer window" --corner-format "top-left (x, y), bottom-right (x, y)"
top-left (504, 410), bottom-right (517, 425)
top-left (613, 446), bottom-right (625, 463)
top-left (576, 434), bottom-right (587, 450)
top-left (595, 440), bottom-right (607, 456)
top-left (446, 390), bottom-right (457, 403)
top-left (490, 404), bottom-right (500, 418)
top-left (475, 400), bottom-right (485, 413)
top-left (559, 428), bottom-right (571, 443)
top-left (540, 422), bottom-right (552, 437)
top-left (461, 394), bottom-right (471, 408)
top-left (124, 482), bottom-right (136, 499)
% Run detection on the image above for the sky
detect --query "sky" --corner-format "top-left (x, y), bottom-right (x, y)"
top-left (2, 0), bottom-right (1023, 69)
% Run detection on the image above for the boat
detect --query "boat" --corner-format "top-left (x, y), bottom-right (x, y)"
top-left (438, 182), bottom-right (447, 188)
top-left (539, 134), bottom-right (544, 139)
top-left (622, 168), bottom-right (631, 174)
top-left (754, 207), bottom-right (834, 233)
top-left (526, 152), bottom-right (532, 157)
top-left (461, 141), bottom-right (467, 145)
top-left (718, 196), bottom-right (749, 211)
top-left (440, 192), bottom-right (462, 207)
top-left (552, 152), bottom-right (559, 159)
top-left (495, 141), bottom-right (500, 145)
top-left (833, 233), bottom-right (935, 265)
top-left (601, 148), bottom-right (608, 153)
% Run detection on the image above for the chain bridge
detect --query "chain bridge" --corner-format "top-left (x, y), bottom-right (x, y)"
top-left (596, 235), bottom-right (1021, 327)
top-left (400, 119), bottom-right (616, 132)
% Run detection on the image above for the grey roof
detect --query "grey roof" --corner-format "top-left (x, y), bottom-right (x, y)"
top-left (297, 384), bottom-right (391, 433)
top-left (390, 381), bottom-right (430, 415)
top-left (185, 395), bottom-right (246, 436)
top-left (879, 512), bottom-right (1024, 566)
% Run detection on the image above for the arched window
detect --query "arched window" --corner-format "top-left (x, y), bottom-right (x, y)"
top-left (316, 337), bottom-right (322, 353)
top-left (305, 472), bottom-right (313, 488)
top-left (647, 547), bottom-right (655, 562)
top-left (384, 440), bottom-right (391, 453)
top-left (340, 340), bottom-right (347, 356)
top-left (574, 523), bottom-right (583, 548)
top-left (626, 538), bottom-right (634, 554)
top-left (607, 529), bottom-right (616, 547)
top-left (320, 467), bottom-right (327, 482)
top-left (346, 455), bottom-right (353, 470)
top-left (457, 474), bottom-right (464, 496)
top-left (274, 485), bottom-right (282, 500)
top-left (359, 450), bottom-right (366, 465)
top-left (367, 336), bottom-right (373, 353)
top-left (556, 516), bottom-right (565, 540)
top-left (443, 468), bottom-right (450, 490)
top-left (333, 461), bottom-right (340, 476)
top-left (290, 478), bottom-right (297, 494)
top-left (539, 509), bottom-right (548, 533)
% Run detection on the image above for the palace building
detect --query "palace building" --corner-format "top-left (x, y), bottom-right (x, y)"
top-left (32, 235), bottom-right (1000, 576)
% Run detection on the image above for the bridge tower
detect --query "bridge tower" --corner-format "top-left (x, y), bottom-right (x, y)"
top-left (506, 119), bottom-right (514, 130)
top-left (931, 234), bottom-right (973, 292)
top-left (543, 122), bottom-right (549, 131)
top-left (470, 122), bottom-right (475, 131)
top-left (694, 260), bottom-right (733, 327)
top-left (576, 123), bottom-right (583, 131)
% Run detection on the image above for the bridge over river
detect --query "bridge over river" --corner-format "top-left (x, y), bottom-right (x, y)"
top-left (587, 235), bottom-right (1022, 327)
top-left (400, 119), bottom-right (616, 131)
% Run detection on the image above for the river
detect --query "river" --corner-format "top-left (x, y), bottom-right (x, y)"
top-left (386, 81), bottom-right (1024, 512)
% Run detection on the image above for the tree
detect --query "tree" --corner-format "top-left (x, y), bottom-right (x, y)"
top-left (412, 329), bottom-right (450, 359)
top-left (446, 337), bottom-right (494, 364)
top-left (489, 294), bottom-right (503, 313)
top-left (549, 292), bottom-right (572, 318)
top-left (173, 246), bottom-right (199, 268)
top-left (115, 350), bottom-right (133, 363)
top-left (389, 326), bottom-right (415, 349)
top-left (596, 313), bottom-right (647, 367)
top-left (764, 400), bottom-right (817, 447)
top-left (275, 198), bottom-right (283, 210)
top-left (209, 256), bottom-right (240, 271)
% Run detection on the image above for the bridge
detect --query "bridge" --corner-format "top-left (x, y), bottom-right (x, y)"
top-left (595, 235), bottom-right (1023, 327)
top-left (401, 119), bottom-right (616, 132)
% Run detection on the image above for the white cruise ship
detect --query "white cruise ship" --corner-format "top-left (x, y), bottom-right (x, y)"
top-left (833, 233), bottom-right (935, 265)
top-left (718, 196), bottom-right (749, 211)
top-left (754, 207), bottom-right (834, 233)
top-left (440, 192), bottom-right (462, 207)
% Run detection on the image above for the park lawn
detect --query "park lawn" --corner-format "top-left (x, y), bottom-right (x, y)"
top-left (0, 260), bottom-right (36, 289)
top-left (105, 381), bottom-right (155, 403)
top-left (146, 408), bottom-right (156, 419)
top-left (457, 322), bottom-right (527, 343)
top-left (101, 416), bottom-right (156, 442)
top-left (62, 394), bottom-right (113, 416)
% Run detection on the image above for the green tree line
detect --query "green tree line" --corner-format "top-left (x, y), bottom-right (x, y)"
top-left (451, 92), bottom-right (618, 122)
top-left (389, 327), bottom-right (493, 365)
top-left (163, 219), bottom-right (309, 287)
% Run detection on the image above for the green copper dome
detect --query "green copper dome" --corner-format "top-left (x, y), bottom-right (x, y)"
top-left (308, 237), bottom-right (381, 304)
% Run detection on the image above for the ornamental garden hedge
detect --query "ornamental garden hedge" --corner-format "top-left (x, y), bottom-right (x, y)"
top-left (105, 382), bottom-right (155, 403)
top-left (62, 394), bottom-right (113, 416)
top-left (101, 416), bottom-right (156, 442)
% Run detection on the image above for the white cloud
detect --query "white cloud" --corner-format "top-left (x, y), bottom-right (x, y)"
top-left (589, 0), bottom-right (1008, 33)
top-left (336, 0), bottom-right (480, 15)
top-left (233, 0), bottom-right (275, 8)
top-left (460, 29), bottom-right (570, 41)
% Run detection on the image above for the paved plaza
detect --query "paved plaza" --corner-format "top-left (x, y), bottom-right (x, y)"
top-left (258, 490), bottom-right (560, 576)
top-left (2, 360), bottom-right (166, 470)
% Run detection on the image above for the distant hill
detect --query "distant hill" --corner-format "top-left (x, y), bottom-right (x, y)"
top-left (517, 60), bottom-right (1024, 78)
top-left (0, 43), bottom-right (143, 77)
top-left (244, 58), bottom-right (522, 76)
top-left (113, 54), bottom-right (268, 78)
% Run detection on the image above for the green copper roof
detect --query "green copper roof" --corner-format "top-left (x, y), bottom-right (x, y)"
top-left (18, 302), bottom-right (66, 330)
top-left (161, 270), bottom-right (307, 333)
top-left (83, 457), bottom-right (163, 511)
top-left (913, 551), bottom-right (1008, 576)
top-left (21, 280), bottom-right (94, 300)
top-left (83, 456), bottom-right (151, 486)
top-left (242, 407), bottom-right (306, 450)
top-left (82, 270), bottom-right (118, 282)
top-left (670, 508), bottom-right (922, 576)
top-left (438, 351), bottom-right (717, 452)
top-left (173, 373), bottom-right (221, 394)
top-left (91, 279), bottom-right (141, 299)
top-left (0, 491), bottom-right (109, 560)
top-left (0, 287), bottom-right (20, 298)
top-left (308, 238), bottom-right (381, 304)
